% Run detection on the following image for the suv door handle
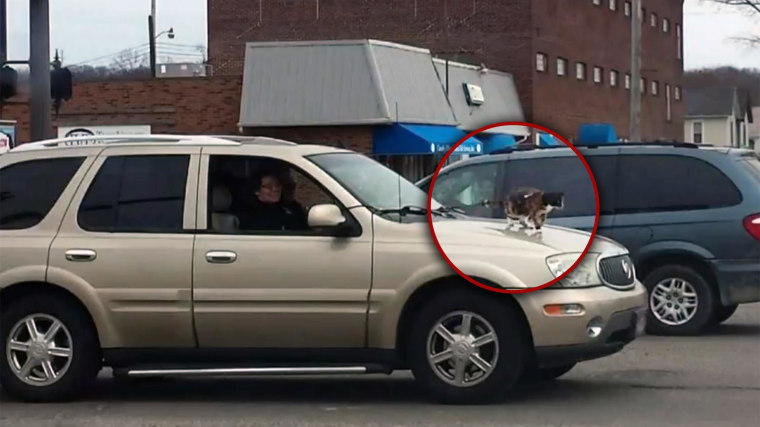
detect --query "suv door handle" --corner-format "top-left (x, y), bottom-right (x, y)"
top-left (65, 249), bottom-right (97, 262)
top-left (205, 250), bottom-right (237, 264)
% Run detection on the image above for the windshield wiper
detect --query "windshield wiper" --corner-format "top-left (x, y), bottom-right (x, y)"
top-left (376, 205), bottom-right (446, 217)
top-left (434, 205), bottom-right (466, 215)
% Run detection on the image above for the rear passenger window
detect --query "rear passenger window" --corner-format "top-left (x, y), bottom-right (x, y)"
top-left (616, 155), bottom-right (742, 213)
top-left (78, 155), bottom-right (190, 232)
top-left (504, 157), bottom-right (597, 218)
top-left (0, 157), bottom-right (85, 230)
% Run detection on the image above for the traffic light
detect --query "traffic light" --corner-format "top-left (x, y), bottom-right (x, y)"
top-left (50, 66), bottom-right (73, 101)
top-left (1, 66), bottom-right (18, 101)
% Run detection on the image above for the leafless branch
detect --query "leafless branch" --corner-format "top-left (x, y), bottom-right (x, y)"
top-left (706, 0), bottom-right (760, 15)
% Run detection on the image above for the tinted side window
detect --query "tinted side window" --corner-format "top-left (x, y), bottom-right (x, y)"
top-left (0, 157), bottom-right (85, 230)
top-left (616, 155), bottom-right (742, 213)
top-left (432, 162), bottom-right (500, 217)
top-left (78, 155), bottom-right (190, 232)
top-left (584, 155), bottom-right (617, 215)
top-left (504, 157), bottom-right (596, 218)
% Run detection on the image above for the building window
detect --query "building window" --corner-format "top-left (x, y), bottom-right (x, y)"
top-left (624, 1), bottom-right (631, 16)
top-left (663, 18), bottom-right (670, 33)
top-left (610, 70), bottom-right (619, 87)
top-left (625, 73), bottom-right (631, 90)
top-left (557, 58), bottom-right (568, 76)
top-left (640, 7), bottom-right (646, 23)
top-left (593, 66), bottom-right (603, 84)
top-left (693, 122), bottom-right (703, 144)
top-left (592, 0), bottom-right (601, 5)
top-left (609, 0), bottom-right (617, 11)
top-left (651, 80), bottom-right (659, 96)
top-left (576, 62), bottom-right (587, 81)
top-left (536, 52), bottom-right (548, 72)
top-left (676, 23), bottom-right (682, 59)
top-left (641, 77), bottom-right (646, 94)
top-left (675, 86), bottom-right (681, 101)
top-left (651, 13), bottom-right (658, 27)
top-left (666, 84), bottom-right (672, 121)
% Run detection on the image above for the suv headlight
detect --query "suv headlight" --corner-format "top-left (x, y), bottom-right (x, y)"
top-left (546, 252), bottom-right (603, 288)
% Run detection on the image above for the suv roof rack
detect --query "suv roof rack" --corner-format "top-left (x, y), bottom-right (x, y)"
top-left (10, 134), bottom-right (237, 152)
top-left (486, 140), bottom-right (708, 155)
top-left (581, 141), bottom-right (708, 149)
top-left (8, 134), bottom-right (303, 152)
top-left (210, 135), bottom-right (298, 146)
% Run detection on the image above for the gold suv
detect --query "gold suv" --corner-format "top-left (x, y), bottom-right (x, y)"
top-left (0, 135), bottom-right (647, 404)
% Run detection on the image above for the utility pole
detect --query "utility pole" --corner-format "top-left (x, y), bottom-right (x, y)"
top-left (629, 0), bottom-right (642, 142)
top-left (0, 0), bottom-right (7, 64)
top-left (149, 0), bottom-right (157, 77)
top-left (30, 0), bottom-right (52, 141)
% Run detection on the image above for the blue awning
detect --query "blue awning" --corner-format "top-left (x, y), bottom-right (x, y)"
top-left (372, 123), bottom-right (483, 155)
top-left (480, 133), bottom-right (517, 154)
top-left (577, 123), bottom-right (618, 145)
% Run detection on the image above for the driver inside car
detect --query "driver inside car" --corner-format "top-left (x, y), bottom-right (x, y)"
top-left (239, 169), bottom-right (309, 232)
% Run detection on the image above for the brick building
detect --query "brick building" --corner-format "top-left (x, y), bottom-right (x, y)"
top-left (1, 76), bottom-right (242, 144)
top-left (208, 0), bottom-right (685, 140)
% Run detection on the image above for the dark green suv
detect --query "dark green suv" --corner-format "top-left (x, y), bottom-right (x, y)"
top-left (418, 143), bottom-right (760, 335)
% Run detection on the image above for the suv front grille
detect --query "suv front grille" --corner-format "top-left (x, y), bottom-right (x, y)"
top-left (598, 254), bottom-right (636, 289)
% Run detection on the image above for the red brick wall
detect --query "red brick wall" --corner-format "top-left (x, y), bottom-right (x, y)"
top-left (208, 0), bottom-right (683, 141)
top-left (0, 76), bottom-right (242, 144)
top-left (208, 0), bottom-right (535, 119)
top-left (531, 0), bottom-right (684, 140)
top-left (243, 125), bottom-right (373, 154)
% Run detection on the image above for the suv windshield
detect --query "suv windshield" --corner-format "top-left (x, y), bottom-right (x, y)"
top-left (308, 152), bottom-right (443, 213)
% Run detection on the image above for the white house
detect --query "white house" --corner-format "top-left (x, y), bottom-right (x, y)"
top-left (684, 86), bottom-right (754, 148)
top-left (749, 106), bottom-right (760, 152)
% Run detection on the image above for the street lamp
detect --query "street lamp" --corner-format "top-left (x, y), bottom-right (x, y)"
top-left (155, 27), bottom-right (175, 40)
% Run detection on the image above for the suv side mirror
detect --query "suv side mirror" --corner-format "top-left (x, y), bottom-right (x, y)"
top-left (308, 204), bottom-right (346, 228)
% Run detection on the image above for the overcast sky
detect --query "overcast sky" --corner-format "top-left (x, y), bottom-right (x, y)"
top-left (5, 0), bottom-right (760, 70)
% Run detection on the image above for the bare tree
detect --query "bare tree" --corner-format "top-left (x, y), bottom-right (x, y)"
top-left (709, 0), bottom-right (760, 13)
top-left (110, 48), bottom-right (148, 72)
top-left (705, 0), bottom-right (760, 46)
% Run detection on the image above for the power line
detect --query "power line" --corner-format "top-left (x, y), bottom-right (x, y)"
top-left (156, 41), bottom-right (207, 49)
top-left (68, 42), bottom-right (150, 66)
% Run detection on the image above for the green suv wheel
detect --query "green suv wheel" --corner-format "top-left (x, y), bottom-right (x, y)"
top-left (644, 265), bottom-right (716, 336)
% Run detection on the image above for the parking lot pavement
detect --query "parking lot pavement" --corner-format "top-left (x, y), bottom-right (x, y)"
top-left (2, 303), bottom-right (759, 427)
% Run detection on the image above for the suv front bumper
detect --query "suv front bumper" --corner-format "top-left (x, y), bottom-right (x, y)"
top-left (533, 306), bottom-right (647, 368)
top-left (516, 282), bottom-right (648, 367)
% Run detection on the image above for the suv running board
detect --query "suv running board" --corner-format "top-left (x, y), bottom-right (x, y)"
top-left (120, 364), bottom-right (393, 378)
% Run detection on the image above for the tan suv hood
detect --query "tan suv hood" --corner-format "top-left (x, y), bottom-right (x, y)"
top-left (431, 218), bottom-right (625, 256)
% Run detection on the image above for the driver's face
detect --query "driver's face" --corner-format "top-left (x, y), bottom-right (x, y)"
top-left (256, 175), bottom-right (282, 203)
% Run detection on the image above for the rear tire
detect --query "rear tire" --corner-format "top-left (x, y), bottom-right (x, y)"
top-left (0, 294), bottom-right (101, 402)
top-left (712, 304), bottom-right (738, 325)
top-left (643, 265), bottom-right (716, 336)
top-left (405, 289), bottom-right (528, 404)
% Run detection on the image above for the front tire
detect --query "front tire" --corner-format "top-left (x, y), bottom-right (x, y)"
top-left (405, 289), bottom-right (528, 404)
top-left (0, 294), bottom-right (101, 402)
top-left (643, 265), bottom-right (716, 336)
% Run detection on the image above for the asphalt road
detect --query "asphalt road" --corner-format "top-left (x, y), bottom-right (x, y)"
top-left (2, 303), bottom-right (759, 427)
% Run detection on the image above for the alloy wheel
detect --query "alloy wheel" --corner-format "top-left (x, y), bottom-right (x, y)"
top-left (650, 278), bottom-right (699, 326)
top-left (426, 311), bottom-right (499, 387)
top-left (6, 313), bottom-right (73, 386)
